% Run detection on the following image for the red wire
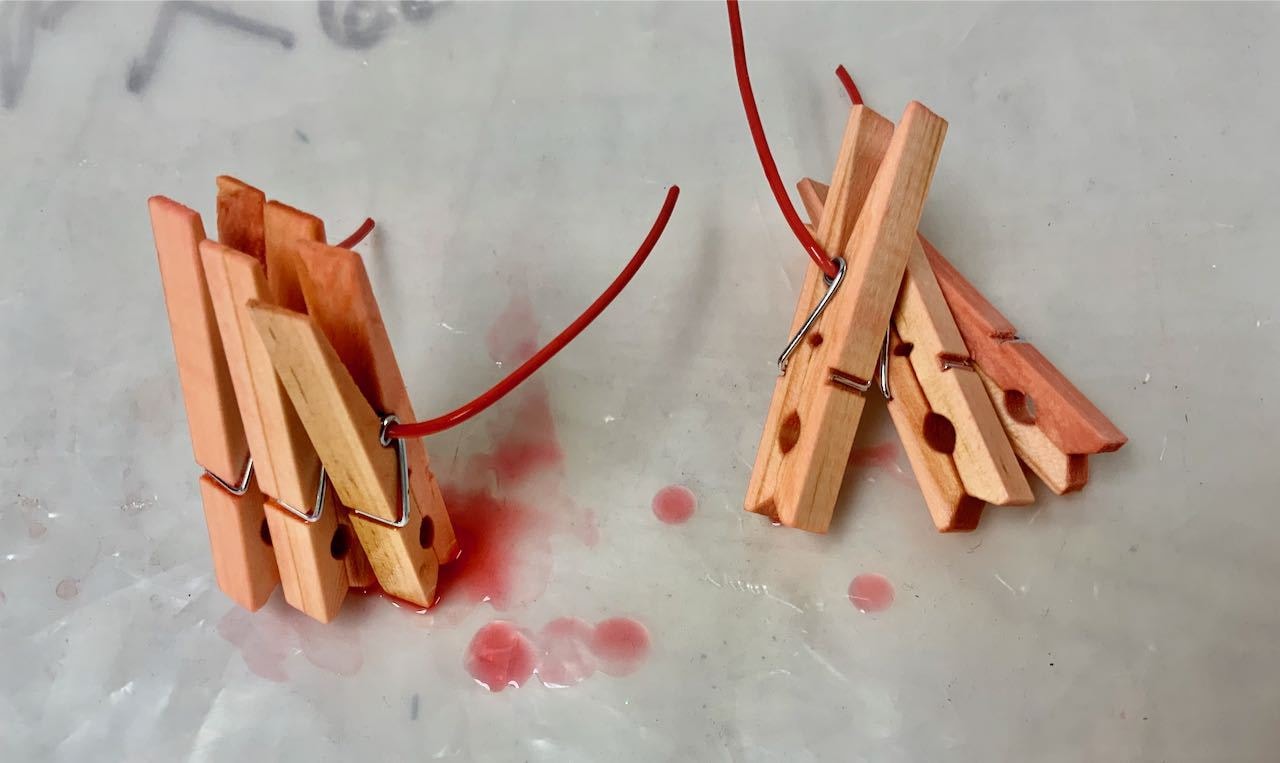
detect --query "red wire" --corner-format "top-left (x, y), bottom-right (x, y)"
top-left (726, 0), bottom-right (838, 280)
top-left (834, 65), bottom-right (863, 106)
top-left (386, 186), bottom-right (681, 439)
top-left (338, 217), bottom-right (376, 249)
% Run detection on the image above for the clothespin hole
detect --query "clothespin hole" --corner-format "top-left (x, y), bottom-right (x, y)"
top-left (778, 411), bottom-right (802, 454)
top-left (259, 519), bottom-right (273, 547)
top-left (922, 412), bottom-right (957, 455)
top-left (1004, 390), bottom-right (1038, 426)
top-left (419, 517), bottom-right (435, 550)
top-left (807, 332), bottom-right (824, 348)
top-left (892, 341), bottom-right (915, 358)
top-left (329, 525), bottom-right (352, 560)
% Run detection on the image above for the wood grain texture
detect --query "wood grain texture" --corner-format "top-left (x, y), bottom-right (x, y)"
top-left (264, 200), bottom-right (325, 312)
top-left (758, 102), bottom-right (947, 532)
top-left (150, 197), bottom-right (282, 610)
top-left (894, 242), bottom-right (1033, 505)
top-left (199, 473), bottom-right (280, 610)
top-left (294, 240), bottom-right (459, 563)
top-left (922, 237), bottom-right (1127, 455)
top-left (249, 303), bottom-right (439, 607)
top-left (884, 329), bottom-right (984, 532)
top-left (978, 367), bottom-right (1088, 494)
top-left (215, 176), bottom-right (265, 264)
top-left (744, 106), bottom-right (894, 522)
top-left (211, 246), bottom-right (348, 622)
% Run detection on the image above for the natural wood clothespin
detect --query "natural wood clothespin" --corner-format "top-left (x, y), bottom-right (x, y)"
top-left (798, 179), bottom-right (1035, 524)
top-left (746, 101), bottom-right (948, 533)
top-left (922, 240), bottom-right (1127, 490)
top-left (248, 300), bottom-right (443, 607)
top-left (149, 197), bottom-right (279, 611)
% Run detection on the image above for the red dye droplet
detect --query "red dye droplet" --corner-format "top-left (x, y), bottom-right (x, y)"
top-left (437, 486), bottom-right (552, 612)
top-left (465, 621), bottom-right (537, 692)
top-left (590, 617), bottom-right (651, 677)
top-left (848, 573), bottom-right (895, 613)
top-left (652, 485), bottom-right (697, 524)
top-left (535, 617), bottom-right (597, 688)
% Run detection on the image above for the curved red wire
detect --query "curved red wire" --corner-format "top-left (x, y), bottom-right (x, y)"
top-left (338, 217), bottom-right (376, 249)
top-left (386, 186), bottom-right (681, 439)
top-left (835, 65), bottom-right (864, 106)
top-left (726, 0), bottom-right (838, 279)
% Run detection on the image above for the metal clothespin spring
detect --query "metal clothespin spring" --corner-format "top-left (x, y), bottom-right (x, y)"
top-left (274, 464), bottom-right (329, 523)
top-left (877, 327), bottom-right (893, 401)
top-left (205, 457), bottom-right (254, 497)
top-left (348, 414), bottom-right (412, 529)
top-left (777, 256), bottom-right (847, 374)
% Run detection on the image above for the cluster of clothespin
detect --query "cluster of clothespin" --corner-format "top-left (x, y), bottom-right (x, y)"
top-left (151, 178), bottom-right (457, 622)
top-left (153, 176), bottom-right (679, 621)
top-left (730, 3), bottom-right (1126, 534)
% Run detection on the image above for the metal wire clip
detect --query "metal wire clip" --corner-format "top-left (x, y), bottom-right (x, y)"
top-left (776, 256), bottom-right (846, 374)
top-left (274, 464), bottom-right (328, 523)
top-left (348, 414), bottom-right (411, 529)
top-left (204, 457), bottom-right (254, 497)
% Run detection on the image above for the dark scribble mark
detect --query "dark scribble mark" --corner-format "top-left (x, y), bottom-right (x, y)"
top-left (1, 2), bottom-right (40, 109)
top-left (128, 1), bottom-right (295, 95)
top-left (409, 692), bottom-right (420, 721)
top-left (295, 128), bottom-right (310, 143)
top-left (317, 1), bottom-right (395, 50)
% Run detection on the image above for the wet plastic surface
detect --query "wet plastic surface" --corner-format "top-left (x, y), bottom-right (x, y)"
top-left (3, 3), bottom-right (1279, 760)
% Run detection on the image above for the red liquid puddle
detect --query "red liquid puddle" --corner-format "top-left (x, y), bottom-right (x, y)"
top-left (848, 442), bottom-right (913, 485)
top-left (848, 573), bottom-right (895, 614)
top-left (467, 616), bottom-right (652, 691)
top-left (590, 618), bottom-right (651, 677)
top-left (433, 289), bottom-right (600, 615)
top-left (652, 485), bottom-right (697, 524)
top-left (465, 621), bottom-right (537, 692)
top-left (217, 605), bottom-right (363, 681)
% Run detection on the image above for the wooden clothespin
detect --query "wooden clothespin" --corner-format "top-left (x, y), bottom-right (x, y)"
top-left (149, 197), bottom-right (279, 611)
top-left (922, 239), bottom-right (1127, 491)
top-left (745, 101), bottom-right (948, 533)
top-left (797, 178), bottom-right (1035, 527)
top-left (247, 299), bottom-right (444, 608)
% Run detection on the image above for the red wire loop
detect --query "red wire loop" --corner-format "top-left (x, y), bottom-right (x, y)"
top-left (726, 0), bottom-right (838, 280)
top-left (338, 217), bottom-right (376, 249)
top-left (386, 186), bottom-right (681, 440)
top-left (835, 65), bottom-right (864, 106)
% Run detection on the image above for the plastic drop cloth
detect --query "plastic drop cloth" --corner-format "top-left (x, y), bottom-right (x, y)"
top-left (3, 2), bottom-right (1280, 760)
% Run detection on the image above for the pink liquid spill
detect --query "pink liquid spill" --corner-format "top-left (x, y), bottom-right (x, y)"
top-left (437, 486), bottom-right (552, 611)
top-left (652, 485), bottom-right (697, 524)
top-left (848, 442), bottom-right (913, 485)
top-left (217, 605), bottom-right (363, 681)
top-left (465, 616), bottom-right (651, 691)
top-left (848, 573), bottom-right (895, 614)
top-left (465, 621), bottom-right (538, 692)
top-left (590, 617), bottom-right (651, 677)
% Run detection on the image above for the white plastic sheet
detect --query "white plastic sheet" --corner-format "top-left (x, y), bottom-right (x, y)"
top-left (3, 2), bottom-right (1279, 760)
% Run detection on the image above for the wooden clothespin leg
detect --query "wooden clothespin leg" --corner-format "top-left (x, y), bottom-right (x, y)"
top-left (921, 238), bottom-right (1126, 493)
top-left (800, 179), bottom-right (1034, 508)
top-left (149, 197), bottom-right (279, 611)
top-left (747, 102), bottom-right (948, 533)
top-left (249, 303), bottom-right (441, 608)
top-left (292, 240), bottom-right (459, 565)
